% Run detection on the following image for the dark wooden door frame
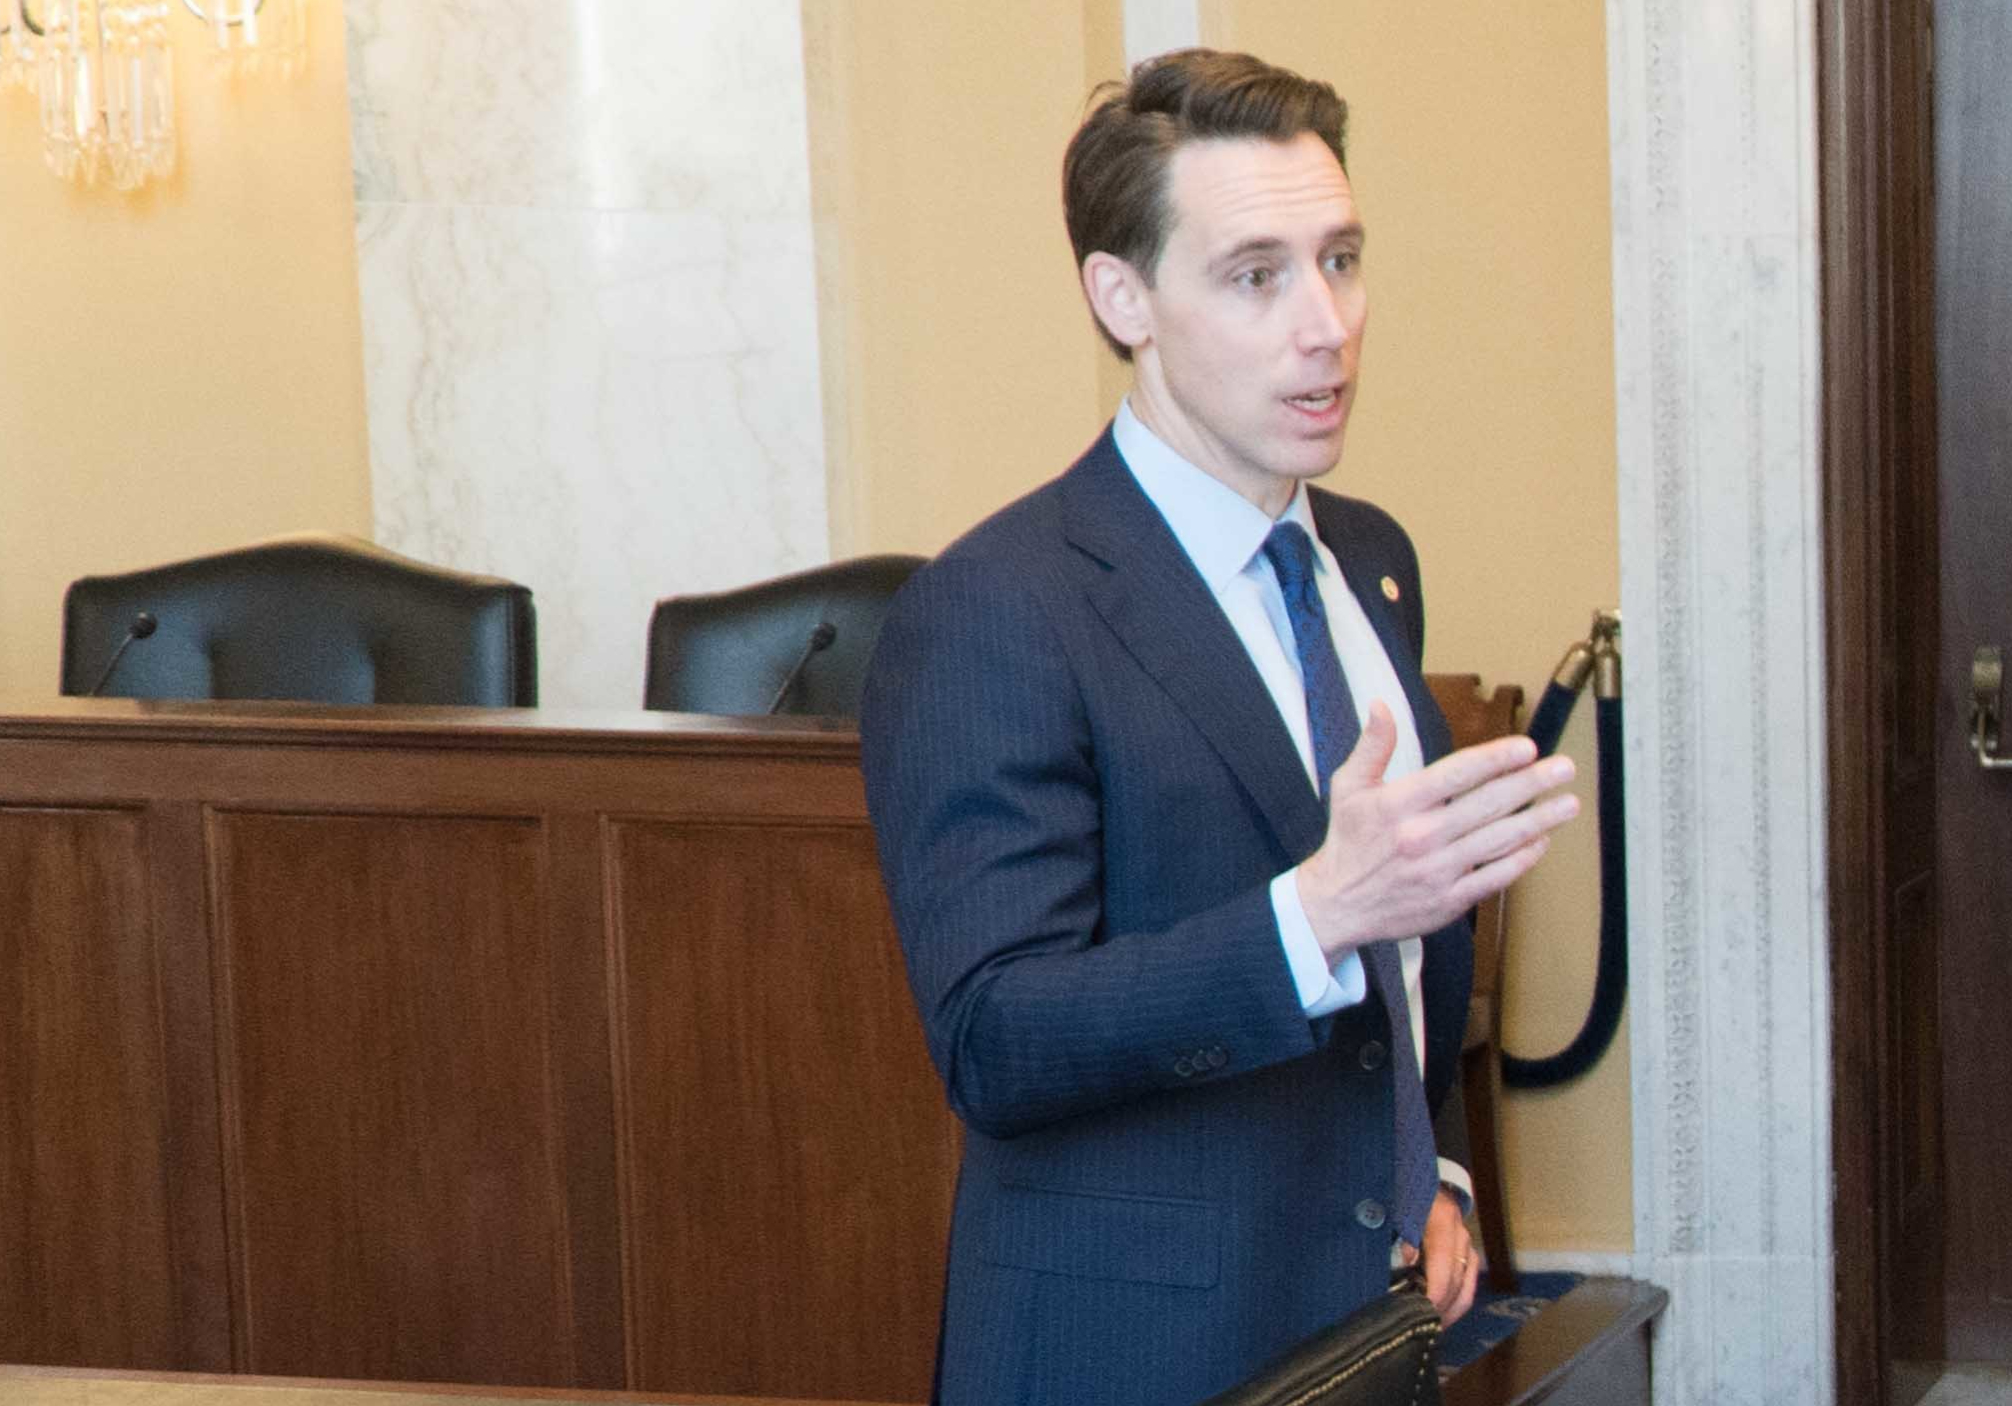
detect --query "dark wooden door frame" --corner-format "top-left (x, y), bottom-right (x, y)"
top-left (1820, 0), bottom-right (1939, 1402)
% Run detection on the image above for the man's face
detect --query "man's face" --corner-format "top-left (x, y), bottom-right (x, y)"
top-left (1120, 132), bottom-right (1367, 515)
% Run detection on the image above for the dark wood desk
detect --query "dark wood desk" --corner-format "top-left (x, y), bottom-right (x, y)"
top-left (0, 1364), bottom-right (906, 1406)
top-left (1442, 1278), bottom-right (1667, 1406)
top-left (1, 1278), bottom-right (1667, 1406)
top-left (0, 698), bottom-right (954, 1402)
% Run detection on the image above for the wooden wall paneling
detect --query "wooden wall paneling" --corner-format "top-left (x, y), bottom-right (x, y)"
top-left (207, 810), bottom-right (581, 1386)
top-left (0, 705), bottom-right (947, 1394)
top-left (145, 800), bottom-right (234, 1369)
top-left (543, 812), bottom-right (626, 1389)
top-left (1883, 0), bottom-right (1945, 1369)
top-left (1888, 869), bottom-right (1940, 1340)
top-left (1819, 0), bottom-right (1941, 1395)
top-left (1931, 0), bottom-right (2012, 1361)
top-left (1818, 0), bottom-right (1888, 1376)
top-left (608, 818), bottom-right (954, 1403)
top-left (0, 806), bottom-right (180, 1367)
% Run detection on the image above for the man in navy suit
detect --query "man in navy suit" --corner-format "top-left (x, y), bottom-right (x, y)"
top-left (860, 49), bottom-right (1579, 1406)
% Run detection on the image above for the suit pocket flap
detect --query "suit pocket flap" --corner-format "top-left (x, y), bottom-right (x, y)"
top-left (976, 1184), bottom-right (1221, 1288)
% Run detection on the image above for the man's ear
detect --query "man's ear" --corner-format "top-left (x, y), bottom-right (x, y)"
top-left (1081, 251), bottom-right (1151, 353)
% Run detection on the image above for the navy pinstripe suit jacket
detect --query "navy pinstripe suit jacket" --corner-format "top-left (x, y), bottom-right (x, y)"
top-left (860, 428), bottom-right (1471, 1406)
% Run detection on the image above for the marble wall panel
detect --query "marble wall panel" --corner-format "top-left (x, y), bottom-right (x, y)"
top-left (348, 0), bottom-right (827, 708)
top-left (1608, 0), bottom-right (1832, 1402)
top-left (348, 0), bottom-right (811, 216)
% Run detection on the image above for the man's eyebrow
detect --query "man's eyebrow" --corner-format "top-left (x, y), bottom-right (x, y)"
top-left (1206, 223), bottom-right (1366, 276)
top-left (1206, 236), bottom-right (1289, 277)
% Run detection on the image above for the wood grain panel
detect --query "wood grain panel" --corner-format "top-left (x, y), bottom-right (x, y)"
top-left (1933, 0), bottom-right (2012, 1364)
top-left (538, 813), bottom-right (625, 1390)
top-left (146, 801), bottom-right (235, 1370)
top-left (209, 812), bottom-right (579, 1386)
top-left (608, 820), bottom-right (954, 1402)
top-left (1819, 0), bottom-right (1943, 1392)
top-left (0, 807), bottom-right (179, 1367)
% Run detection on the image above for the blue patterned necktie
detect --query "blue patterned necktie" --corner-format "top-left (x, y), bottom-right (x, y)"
top-left (1262, 521), bottom-right (1439, 1247)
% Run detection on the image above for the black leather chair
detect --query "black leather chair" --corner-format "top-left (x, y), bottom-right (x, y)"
top-left (643, 554), bottom-right (927, 716)
top-left (61, 532), bottom-right (538, 706)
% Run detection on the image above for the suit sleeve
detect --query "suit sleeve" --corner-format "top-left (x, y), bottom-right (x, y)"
top-left (861, 556), bottom-right (1318, 1141)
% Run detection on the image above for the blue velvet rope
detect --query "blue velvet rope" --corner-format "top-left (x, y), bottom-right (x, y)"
top-left (1500, 690), bottom-right (1628, 1089)
top-left (1523, 679), bottom-right (1579, 761)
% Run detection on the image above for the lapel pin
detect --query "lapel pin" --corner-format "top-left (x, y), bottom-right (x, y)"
top-left (1380, 575), bottom-right (1401, 602)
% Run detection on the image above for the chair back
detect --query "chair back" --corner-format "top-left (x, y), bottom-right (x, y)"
top-left (1424, 671), bottom-right (1526, 1292)
top-left (644, 554), bottom-right (927, 717)
top-left (61, 532), bottom-right (538, 706)
top-left (1423, 673), bottom-right (1524, 1050)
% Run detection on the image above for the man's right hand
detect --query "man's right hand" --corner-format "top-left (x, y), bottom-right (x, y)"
top-left (1295, 700), bottom-right (1578, 963)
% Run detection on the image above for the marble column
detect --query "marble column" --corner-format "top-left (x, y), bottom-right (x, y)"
top-left (1608, 2), bottom-right (1833, 1402)
top-left (346, 0), bottom-right (828, 708)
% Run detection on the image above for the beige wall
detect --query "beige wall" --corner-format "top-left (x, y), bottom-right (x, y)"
top-left (803, 0), bottom-right (1121, 556)
top-left (815, 4), bottom-right (1628, 1253)
top-left (0, 0), bottom-right (371, 696)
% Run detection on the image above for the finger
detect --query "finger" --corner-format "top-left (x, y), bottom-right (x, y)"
top-left (1446, 792), bottom-right (1580, 873)
top-left (1433, 754), bottom-right (1576, 842)
top-left (1444, 834), bottom-right (1554, 913)
top-left (1386, 762), bottom-right (1573, 863)
top-left (1427, 1214), bottom-right (1475, 1321)
top-left (1422, 1233), bottom-right (1460, 1315)
top-left (1451, 1245), bottom-right (1480, 1324)
top-left (1327, 699), bottom-right (1399, 799)
top-left (1401, 733), bottom-right (1542, 810)
top-left (1398, 1240), bottom-right (1420, 1268)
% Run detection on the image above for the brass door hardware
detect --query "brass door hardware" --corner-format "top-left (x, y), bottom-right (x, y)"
top-left (1971, 646), bottom-right (2012, 769)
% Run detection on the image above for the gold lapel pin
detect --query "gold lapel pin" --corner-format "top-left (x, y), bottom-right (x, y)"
top-left (1380, 575), bottom-right (1401, 602)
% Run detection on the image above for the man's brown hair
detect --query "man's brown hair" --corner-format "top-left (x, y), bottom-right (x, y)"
top-left (1062, 49), bottom-right (1349, 360)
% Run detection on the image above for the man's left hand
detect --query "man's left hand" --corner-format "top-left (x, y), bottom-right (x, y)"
top-left (1400, 1189), bottom-right (1479, 1325)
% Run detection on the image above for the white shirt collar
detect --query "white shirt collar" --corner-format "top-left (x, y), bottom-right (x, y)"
top-left (1111, 398), bottom-right (1325, 594)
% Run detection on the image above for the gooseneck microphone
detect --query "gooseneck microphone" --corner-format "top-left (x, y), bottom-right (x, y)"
top-left (87, 611), bottom-right (159, 697)
top-left (767, 621), bottom-right (838, 714)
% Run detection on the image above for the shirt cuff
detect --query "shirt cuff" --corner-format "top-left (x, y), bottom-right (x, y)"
top-left (1437, 1159), bottom-right (1473, 1215)
top-left (1271, 867), bottom-right (1368, 1017)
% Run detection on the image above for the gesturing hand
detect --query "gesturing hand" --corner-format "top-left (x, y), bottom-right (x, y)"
top-left (1296, 700), bottom-right (1578, 963)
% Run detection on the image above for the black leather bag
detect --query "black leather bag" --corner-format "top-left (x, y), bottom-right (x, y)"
top-left (1198, 1278), bottom-right (1443, 1406)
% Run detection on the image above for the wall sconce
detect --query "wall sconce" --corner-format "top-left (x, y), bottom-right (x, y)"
top-left (0, 0), bottom-right (306, 192)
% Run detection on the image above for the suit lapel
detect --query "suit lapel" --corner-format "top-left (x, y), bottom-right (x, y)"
top-left (1059, 434), bottom-right (1329, 865)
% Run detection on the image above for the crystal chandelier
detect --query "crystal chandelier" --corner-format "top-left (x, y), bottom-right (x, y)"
top-left (199, 0), bottom-right (306, 78)
top-left (0, 1), bottom-right (38, 94)
top-left (0, 0), bottom-right (307, 192)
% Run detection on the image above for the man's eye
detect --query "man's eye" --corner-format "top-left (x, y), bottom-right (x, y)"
top-left (1326, 250), bottom-right (1359, 274)
top-left (1235, 267), bottom-right (1275, 290)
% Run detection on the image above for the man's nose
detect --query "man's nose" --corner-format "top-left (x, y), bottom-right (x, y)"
top-left (1295, 270), bottom-right (1348, 351)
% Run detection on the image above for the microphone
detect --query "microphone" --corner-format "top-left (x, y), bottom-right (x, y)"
top-left (87, 611), bottom-right (158, 697)
top-left (767, 621), bottom-right (838, 714)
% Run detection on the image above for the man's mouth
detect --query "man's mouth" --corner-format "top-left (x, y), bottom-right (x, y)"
top-left (1286, 388), bottom-right (1341, 411)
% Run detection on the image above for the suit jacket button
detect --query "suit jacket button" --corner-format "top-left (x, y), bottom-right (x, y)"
top-left (1173, 1056), bottom-right (1195, 1078)
top-left (1207, 1045), bottom-right (1228, 1069)
top-left (1358, 1040), bottom-right (1387, 1072)
top-left (1355, 1198), bottom-right (1388, 1231)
